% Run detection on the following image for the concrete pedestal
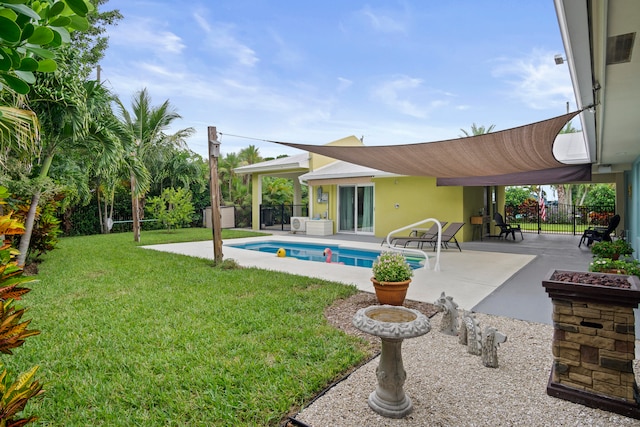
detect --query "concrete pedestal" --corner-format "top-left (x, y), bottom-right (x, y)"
top-left (352, 305), bottom-right (431, 419)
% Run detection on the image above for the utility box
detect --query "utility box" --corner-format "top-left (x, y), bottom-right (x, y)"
top-left (204, 206), bottom-right (235, 229)
top-left (306, 219), bottom-right (333, 236)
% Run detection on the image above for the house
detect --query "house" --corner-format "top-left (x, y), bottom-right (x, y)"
top-left (235, 135), bottom-right (489, 242)
top-left (555, 0), bottom-right (640, 254)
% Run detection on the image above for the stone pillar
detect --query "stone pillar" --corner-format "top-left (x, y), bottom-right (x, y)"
top-left (543, 270), bottom-right (640, 419)
top-left (551, 300), bottom-right (636, 402)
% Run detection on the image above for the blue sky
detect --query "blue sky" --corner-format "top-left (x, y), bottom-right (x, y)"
top-left (97, 0), bottom-right (574, 160)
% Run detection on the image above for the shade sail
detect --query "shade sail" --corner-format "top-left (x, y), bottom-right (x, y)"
top-left (436, 163), bottom-right (592, 186)
top-left (270, 111), bottom-right (587, 180)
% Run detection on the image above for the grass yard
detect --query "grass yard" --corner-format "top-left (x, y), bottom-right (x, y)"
top-left (9, 229), bottom-right (368, 426)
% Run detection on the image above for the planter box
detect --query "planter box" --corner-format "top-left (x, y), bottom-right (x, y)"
top-left (542, 270), bottom-right (640, 419)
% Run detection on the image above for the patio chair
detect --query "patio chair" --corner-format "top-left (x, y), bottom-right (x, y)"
top-left (386, 222), bottom-right (447, 248)
top-left (578, 214), bottom-right (620, 247)
top-left (382, 228), bottom-right (418, 246)
top-left (426, 222), bottom-right (465, 251)
top-left (395, 222), bottom-right (465, 251)
top-left (493, 212), bottom-right (523, 240)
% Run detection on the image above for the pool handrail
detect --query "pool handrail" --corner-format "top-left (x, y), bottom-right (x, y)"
top-left (383, 218), bottom-right (442, 271)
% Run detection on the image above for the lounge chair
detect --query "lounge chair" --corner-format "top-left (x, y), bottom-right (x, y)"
top-left (493, 212), bottom-right (523, 240)
top-left (394, 222), bottom-right (465, 252)
top-left (578, 214), bottom-right (620, 247)
top-left (388, 222), bottom-right (448, 248)
top-left (382, 229), bottom-right (419, 246)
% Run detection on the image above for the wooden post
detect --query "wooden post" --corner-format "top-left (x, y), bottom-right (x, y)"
top-left (208, 127), bottom-right (223, 264)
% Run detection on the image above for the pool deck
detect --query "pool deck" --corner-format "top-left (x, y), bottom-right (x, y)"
top-left (143, 233), bottom-right (536, 315)
top-left (144, 229), bottom-right (640, 341)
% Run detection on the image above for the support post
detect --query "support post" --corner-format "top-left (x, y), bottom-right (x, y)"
top-left (208, 127), bottom-right (223, 264)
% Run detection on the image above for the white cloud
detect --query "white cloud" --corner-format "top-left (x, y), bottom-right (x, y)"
top-left (359, 5), bottom-right (408, 34)
top-left (492, 49), bottom-right (574, 109)
top-left (108, 19), bottom-right (185, 55)
top-left (371, 75), bottom-right (430, 118)
top-left (193, 11), bottom-right (211, 33)
top-left (196, 21), bottom-right (259, 67)
top-left (337, 77), bottom-right (353, 92)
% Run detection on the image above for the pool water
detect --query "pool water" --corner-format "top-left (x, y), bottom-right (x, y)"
top-left (228, 240), bottom-right (423, 269)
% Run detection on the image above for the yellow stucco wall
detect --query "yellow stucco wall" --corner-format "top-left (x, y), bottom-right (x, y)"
top-left (309, 176), bottom-right (486, 241)
top-left (373, 176), bottom-right (461, 237)
top-left (309, 136), bottom-right (363, 171)
top-left (375, 177), bottom-right (484, 241)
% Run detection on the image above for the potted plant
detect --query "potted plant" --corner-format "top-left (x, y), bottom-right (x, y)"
top-left (589, 257), bottom-right (640, 276)
top-left (590, 239), bottom-right (633, 260)
top-left (371, 251), bottom-right (414, 306)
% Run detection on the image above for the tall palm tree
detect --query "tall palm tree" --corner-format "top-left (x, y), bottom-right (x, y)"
top-left (238, 145), bottom-right (262, 187)
top-left (219, 152), bottom-right (241, 202)
top-left (115, 88), bottom-right (194, 242)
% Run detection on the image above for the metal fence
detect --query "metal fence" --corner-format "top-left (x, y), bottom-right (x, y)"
top-left (505, 203), bottom-right (615, 235)
top-left (259, 204), bottom-right (309, 231)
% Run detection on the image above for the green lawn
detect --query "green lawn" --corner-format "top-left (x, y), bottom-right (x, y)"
top-left (9, 229), bottom-right (367, 426)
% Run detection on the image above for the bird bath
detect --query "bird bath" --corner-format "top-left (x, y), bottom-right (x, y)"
top-left (352, 305), bottom-right (431, 418)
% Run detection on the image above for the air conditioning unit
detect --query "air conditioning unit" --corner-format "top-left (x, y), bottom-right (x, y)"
top-left (290, 217), bottom-right (309, 233)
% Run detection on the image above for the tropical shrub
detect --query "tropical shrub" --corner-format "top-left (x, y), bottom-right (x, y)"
top-left (146, 187), bottom-right (195, 230)
top-left (7, 196), bottom-right (62, 261)
top-left (0, 186), bottom-right (43, 426)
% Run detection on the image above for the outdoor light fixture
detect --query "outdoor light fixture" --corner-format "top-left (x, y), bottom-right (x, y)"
top-left (554, 54), bottom-right (566, 65)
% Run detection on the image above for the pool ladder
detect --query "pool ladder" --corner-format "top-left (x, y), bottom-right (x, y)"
top-left (382, 218), bottom-right (442, 271)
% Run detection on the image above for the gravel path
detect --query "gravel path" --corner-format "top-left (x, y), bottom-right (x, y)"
top-left (291, 294), bottom-right (640, 426)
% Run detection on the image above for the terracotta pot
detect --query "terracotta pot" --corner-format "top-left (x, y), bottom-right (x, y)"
top-left (371, 277), bottom-right (411, 306)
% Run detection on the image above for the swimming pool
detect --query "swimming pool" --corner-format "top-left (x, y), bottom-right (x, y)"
top-left (228, 240), bottom-right (424, 269)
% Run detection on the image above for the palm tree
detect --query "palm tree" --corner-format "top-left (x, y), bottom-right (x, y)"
top-left (14, 65), bottom-right (93, 264)
top-left (238, 145), bottom-right (262, 187)
top-left (0, 105), bottom-right (40, 169)
top-left (115, 88), bottom-right (194, 242)
top-left (459, 123), bottom-right (496, 137)
top-left (219, 152), bottom-right (241, 202)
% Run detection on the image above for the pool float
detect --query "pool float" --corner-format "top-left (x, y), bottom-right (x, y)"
top-left (276, 248), bottom-right (286, 257)
top-left (322, 248), bottom-right (344, 264)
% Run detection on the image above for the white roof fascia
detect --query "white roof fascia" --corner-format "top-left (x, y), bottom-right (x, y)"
top-left (234, 153), bottom-right (309, 174)
top-left (299, 160), bottom-right (398, 184)
top-left (554, 0), bottom-right (597, 162)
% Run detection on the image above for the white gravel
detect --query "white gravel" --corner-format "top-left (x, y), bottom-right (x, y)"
top-left (293, 312), bottom-right (640, 426)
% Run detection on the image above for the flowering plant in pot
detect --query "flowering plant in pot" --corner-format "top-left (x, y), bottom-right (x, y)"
top-left (590, 239), bottom-right (633, 259)
top-left (371, 251), bottom-right (413, 306)
top-left (589, 257), bottom-right (640, 276)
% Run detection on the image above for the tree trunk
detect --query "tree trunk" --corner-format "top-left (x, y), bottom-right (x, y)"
top-left (17, 151), bottom-right (54, 266)
top-left (131, 174), bottom-right (141, 242)
top-left (17, 191), bottom-right (41, 266)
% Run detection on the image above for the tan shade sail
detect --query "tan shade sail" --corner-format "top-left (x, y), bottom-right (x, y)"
top-left (270, 111), bottom-right (586, 179)
top-left (436, 164), bottom-right (591, 186)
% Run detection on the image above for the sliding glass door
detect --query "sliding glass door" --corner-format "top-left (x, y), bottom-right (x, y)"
top-left (338, 184), bottom-right (374, 234)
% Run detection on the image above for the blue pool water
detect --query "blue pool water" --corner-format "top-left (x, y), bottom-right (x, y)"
top-left (228, 240), bottom-right (423, 269)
